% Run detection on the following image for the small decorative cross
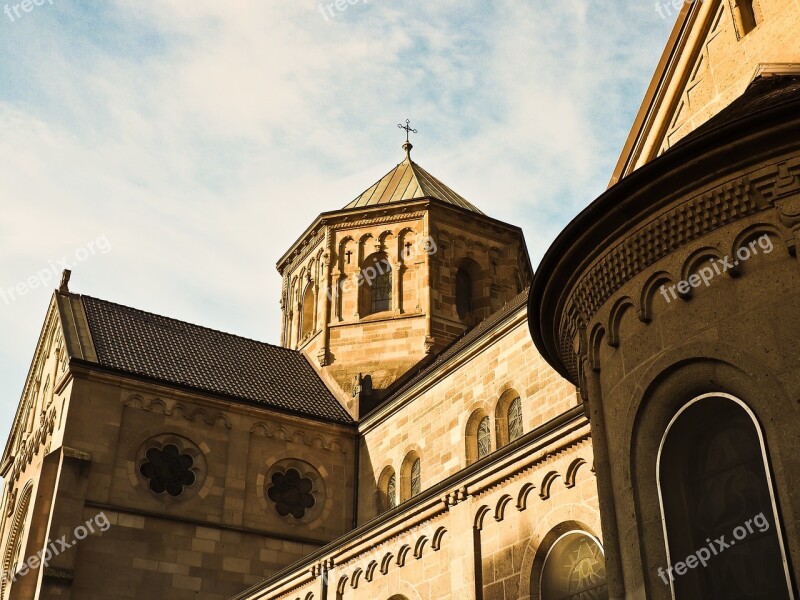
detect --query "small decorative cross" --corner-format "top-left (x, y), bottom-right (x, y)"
top-left (405, 242), bottom-right (413, 257)
top-left (345, 250), bottom-right (352, 264)
top-left (397, 119), bottom-right (417, 143)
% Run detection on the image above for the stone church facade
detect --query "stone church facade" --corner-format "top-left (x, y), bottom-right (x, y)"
top-left (1, 1), bottom-right (799, 599)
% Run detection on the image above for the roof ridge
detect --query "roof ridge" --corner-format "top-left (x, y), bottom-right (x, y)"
top-left (80, 295), bottom-right (296, 354)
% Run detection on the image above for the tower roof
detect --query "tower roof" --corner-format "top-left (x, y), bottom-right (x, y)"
top-left (344, 144), bottom-right (483, 214)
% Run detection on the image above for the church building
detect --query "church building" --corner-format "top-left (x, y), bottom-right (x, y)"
top-left (1, 1), bottom-right (798, 599)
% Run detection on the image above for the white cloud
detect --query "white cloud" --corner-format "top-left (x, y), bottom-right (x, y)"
top-left (0, 0), bottom-right (674, 439)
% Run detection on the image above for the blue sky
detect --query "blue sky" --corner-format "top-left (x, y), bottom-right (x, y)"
top-left (0, 1), bottom-right (675, 441)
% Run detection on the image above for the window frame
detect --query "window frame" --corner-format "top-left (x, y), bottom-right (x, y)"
top-left (655, 392), bottom-right (794, 600)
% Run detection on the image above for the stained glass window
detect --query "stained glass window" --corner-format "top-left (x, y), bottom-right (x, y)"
top-left (477, 416), bottom-right (491, 459)
top-left (362, 253), bottom-right (392, 314)
top-left (540, 532), bottom-right (608, 600)
top-left (508, 397), bottom-right (523, 442)
top-left (410, 458), bottom-right (421, 497)
top-left (387, 473), bottom-right (397, 510)
top-left (659, 396), bottom-right (791, 599)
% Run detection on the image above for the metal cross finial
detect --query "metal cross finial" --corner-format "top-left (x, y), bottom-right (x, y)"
top-left (398, 119), bottom-right (417, 143)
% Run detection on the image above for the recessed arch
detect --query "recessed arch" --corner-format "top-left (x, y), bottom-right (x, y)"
top-left (377, 465), bottom-right (397, 513)
top-left (517, 482), bottom-right (537, 511)
top-left (455, 257), bottom-right (482, 323)
top-left (494, 494), bottom-right (513, 522)
top-left (607, 296), bottom-right (635, 348)
top-left (465, 408), bottom-right (491, 465)
top-left (300, 283), bottom-right (316, 339)
top-left (565, 458), bottom-right (588, 489)
top-left (538, 471), bottom-right (561, 500)
top-left (657, 392), bottom-right (794, 599)
top-left (400, 451), bottom-right (421, 501)
top-left (360, 252), bottom-right (392, 316)
top-left (495, 389), bottom-right (524, 447)
top-left (536, 529), bottom-right (608, 600)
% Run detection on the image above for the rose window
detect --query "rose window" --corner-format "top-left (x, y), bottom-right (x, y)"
top-left (139, 444), bottom-right (196, 497)
top-left (267, 468), bottom-right (316, 518)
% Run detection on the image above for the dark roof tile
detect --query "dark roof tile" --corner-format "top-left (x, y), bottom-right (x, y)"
top-left (79, 296), bottom-right (353, 424)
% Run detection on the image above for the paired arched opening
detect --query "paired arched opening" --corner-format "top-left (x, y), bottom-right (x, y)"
top-left (360, 252), bottom-right (392, 316)
top-left (657, 393), bottom-right (793, 599)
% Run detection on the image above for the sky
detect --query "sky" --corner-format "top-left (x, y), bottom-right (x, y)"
top-left (0, 1), bottom-right (675, 442)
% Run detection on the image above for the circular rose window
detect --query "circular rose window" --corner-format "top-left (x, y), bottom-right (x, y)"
top-left (135, 434), bottom-right (206, 500)
top-left (267, 468), bottom-right (316, 518)
top-left (262, 459), bottom-right (325, 522)
top-left (140, 444), bottom-right (196, 496)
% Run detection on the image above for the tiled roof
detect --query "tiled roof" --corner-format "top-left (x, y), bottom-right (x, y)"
top-left (344, 150), bottom-right (483, 214)
top-left (79, 296), bottom-right (353, 424)
top-left (382, 289), bottom-right (530, 403)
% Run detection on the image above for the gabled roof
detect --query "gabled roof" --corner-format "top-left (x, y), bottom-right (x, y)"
top-left (344, 144), bottom-right (483, 214)
top-left (77, 295), bottom-right (353, 424)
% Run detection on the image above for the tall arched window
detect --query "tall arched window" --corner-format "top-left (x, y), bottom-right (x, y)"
top-left (361, 252), bottom-right (392, 315)
top-left (378, 466), bottom-right (397, 513)
top-left (410, 458), bottom-right (421, 497)
top-left (658, 393), bottom-right (793, 599)
top-left (466, 410), bottom-right (491, 465)
top-left (455, 258), bottom-right (481, 323)
top-left (540, 531), bottom-right (608, 600)
top-left (477, 417), bottom-right (491, 459)
top-left (400, 452), bottom-right (421, 502)
top-left (508, 397), bottom-right (524, 442)
top-left (387, 473), bottom-right (397, 509)
top-left (496, 390), bottom-right (524, 448)
top-left (456, 268), bottom-right (473, 320)
top-left (301, 284), bottom-right (315, 339)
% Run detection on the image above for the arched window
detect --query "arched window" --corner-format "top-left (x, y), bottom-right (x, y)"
top-left (387, 473), bottom-right (397, 509)
top-left (378, 466), bottom-right (397, 513)
top-left (361, 252), bottom-right (392, 315)
top-left (477, 417), bottom-right (491, 459)
top-left (456, 268), bottom-right (473, 320)
top-left (400, 452), bottom-right (421, 502)
top-left (455, 258), bottom-right (481, 323)
top-left (658, 394), bottom-right (793, 599)
top-left (540, 531), bottom-right (608, 600)
top-left (300, 284), bottom-right (315, 339)
top-left (410, 458), bottom-right (421, 497)
top-left (465, 410), bottom-right (492, 465)
top-left (496, 390), bottom-right (524, 447)
top-left (508, 397), bottom-right (524, 442)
